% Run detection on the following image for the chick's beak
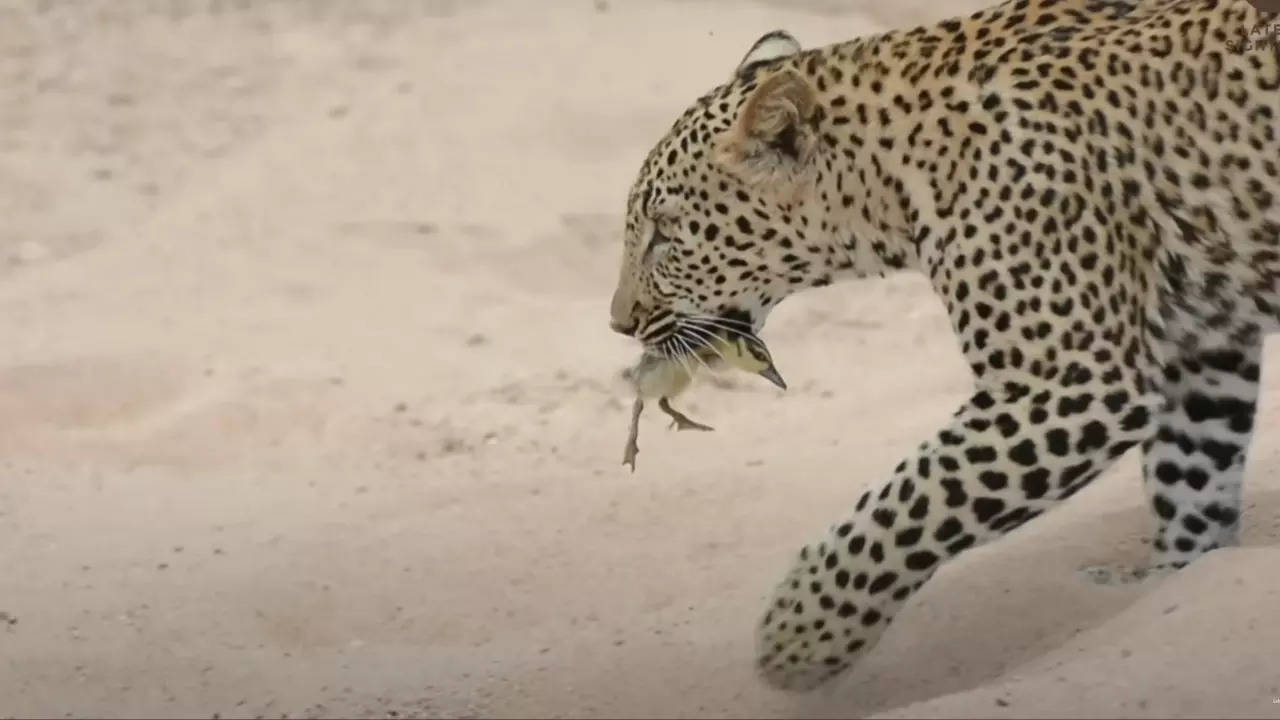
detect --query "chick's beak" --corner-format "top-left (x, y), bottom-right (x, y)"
top-left (758, 364), bottom-right (788, 391)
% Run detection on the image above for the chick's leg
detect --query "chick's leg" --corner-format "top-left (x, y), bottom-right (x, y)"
top-left (622, 397), bottom-right (644, 472)
top-left (658, 397), bottom-right (714, 432)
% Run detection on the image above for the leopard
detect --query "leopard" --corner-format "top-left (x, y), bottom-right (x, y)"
top-left (607, 0), bottom-right (1280, 692)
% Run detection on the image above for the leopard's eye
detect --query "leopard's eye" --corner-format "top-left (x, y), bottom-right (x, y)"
top-left (643, 223), bottom-right (672, 262)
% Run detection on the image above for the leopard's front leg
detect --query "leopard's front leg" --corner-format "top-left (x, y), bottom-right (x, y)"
top-left (756, 376), bottom-right (1161, 691)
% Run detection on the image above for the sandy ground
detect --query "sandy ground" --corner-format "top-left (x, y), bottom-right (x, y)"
top-left (3, 1), bottom-right (1280, 718)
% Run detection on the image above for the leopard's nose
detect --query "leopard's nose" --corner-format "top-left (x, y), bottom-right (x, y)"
top-left (610, 318), bottom-right (639, 337)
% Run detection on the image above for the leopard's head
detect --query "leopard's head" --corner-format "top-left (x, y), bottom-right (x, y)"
top-left (609, 31), bottom-right (833, 358)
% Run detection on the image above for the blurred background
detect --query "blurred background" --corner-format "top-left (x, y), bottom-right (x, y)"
top-left (4, 1), bottom-right (1280, 718)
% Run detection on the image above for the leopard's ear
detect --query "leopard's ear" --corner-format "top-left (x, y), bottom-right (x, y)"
top-left (735, 30), bottom-right (802, 78)
top-left (717, 67), bottom-right (820, 186)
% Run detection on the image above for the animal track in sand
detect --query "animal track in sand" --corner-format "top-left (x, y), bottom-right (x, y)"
top-left (0, 359), bottom-right (341, 460)
top-left (334, 213), bottom-right (622, 298)
top-left (0, 357), bottom-right (194, 431)
top-left (0, 231), bottom-right (106, 277)
top-left (1078, 562), bottom-right (1178, 586)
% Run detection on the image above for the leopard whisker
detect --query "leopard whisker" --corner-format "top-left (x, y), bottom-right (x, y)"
top-left (675, 333), bottom-right (716, 373)
top-left (684, 319), bottom-right (769, 353)
top-left (669, 336), bottom-right (702, 381)
top-left (651, 337), bottom-right (676, 361)
top-left (683, 315), bottom-right (762, 342)
top-left (676, 322), bottom-right (730, 364)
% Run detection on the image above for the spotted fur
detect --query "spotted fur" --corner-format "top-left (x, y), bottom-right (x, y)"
top-left (608, 0), bottom-right (1280, 692)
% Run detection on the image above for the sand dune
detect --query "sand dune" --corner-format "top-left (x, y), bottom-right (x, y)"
top-left (3, 1), bottom-right (1280, 718)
